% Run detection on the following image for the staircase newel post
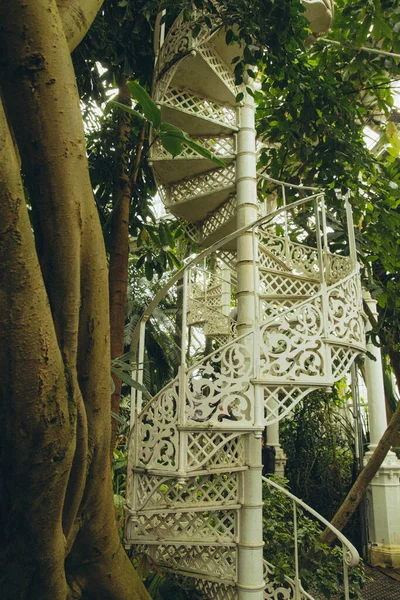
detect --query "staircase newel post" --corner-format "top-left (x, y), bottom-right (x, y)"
top-left (236, 81), bottom-right (265, 599)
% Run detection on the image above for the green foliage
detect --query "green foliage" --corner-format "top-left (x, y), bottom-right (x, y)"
top-left (132, 554), bottom-right (207, 599)
top-left (280, 388), bottom-right (356, 521)
top-left (113, 80), bottom-right (225, 165)
top-left (263, 476), bottom-right (369, 599)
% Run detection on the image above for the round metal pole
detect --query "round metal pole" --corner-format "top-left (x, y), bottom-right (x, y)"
top-left (236, 86), bottom-right (264, 599)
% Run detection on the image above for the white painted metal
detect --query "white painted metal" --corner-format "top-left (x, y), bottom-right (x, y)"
top-left (235, 86), bottom-right (264, 600)
top-left (363, 290), bottom-right (400, 568)
top-left (125, 4), bottom-right (367, 598)
top-left (262, 476), bottom-right (359, 600)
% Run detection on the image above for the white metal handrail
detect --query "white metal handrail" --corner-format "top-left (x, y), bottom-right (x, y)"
top-left (262, 476), bottom-right (359, 600)
top-left (130, 192), bottom-right (353, 353)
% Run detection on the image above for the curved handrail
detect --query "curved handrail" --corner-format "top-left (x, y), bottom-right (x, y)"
top-left (130, 192), bottom-right (351, 354)
top-left (262, 476), bottom-right (359, 567)
top-left (133, 268), bottom-right (363, 429)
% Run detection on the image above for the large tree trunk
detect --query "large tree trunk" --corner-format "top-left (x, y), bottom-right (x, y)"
top-left (0, 1), bottom-right (149, 598)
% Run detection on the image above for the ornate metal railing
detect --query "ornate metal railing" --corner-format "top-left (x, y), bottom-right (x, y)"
top-left (262, 476), bottom-right (360, 600)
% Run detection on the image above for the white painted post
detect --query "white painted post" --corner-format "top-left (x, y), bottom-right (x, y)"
top-left (265, 411), bottom-right (287, 476)
top-left (363, 290), bottom-right (400, 568)
top-left (235, 86), bottom-right (265, 599)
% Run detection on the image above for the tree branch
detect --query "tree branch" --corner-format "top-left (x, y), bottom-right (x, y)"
top-left (57, 0), bottom-right (104, 52)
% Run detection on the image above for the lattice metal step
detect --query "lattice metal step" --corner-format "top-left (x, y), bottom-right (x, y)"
top-left (170, 44), bottom-right (238, 105)
top-left (131, 543), bottom-right (237, 581)
top-left (150, 135), bottom-right (235, 184)
top-left (126, 508), bottom-right (238, 544)
top-left (165, 163), bottom-right (236, 222)
top-left (158, 89), bottom-right (237, 136)
top-left (129, 471), bottom-right (241, 513)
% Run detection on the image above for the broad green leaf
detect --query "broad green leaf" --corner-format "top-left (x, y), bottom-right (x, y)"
top-left (160, 122), bottom-right (225, 166)
top-left (183, 136), bottom-right (225, 167)
top-left (111, 101), bottom-right (146, 121)
top-left (111, 366), bottom-right (151, 399)
top-left (127, 81), bottom-right (161, 129)
top-left (159, 132), bottom-right (184, 157)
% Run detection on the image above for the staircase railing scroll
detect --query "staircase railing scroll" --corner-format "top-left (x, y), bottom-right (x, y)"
top-left (262, 476), bottom-right (359, 600)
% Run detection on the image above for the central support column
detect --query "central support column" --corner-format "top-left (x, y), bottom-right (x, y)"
top-left (235, 88), bottom-right (265, 599)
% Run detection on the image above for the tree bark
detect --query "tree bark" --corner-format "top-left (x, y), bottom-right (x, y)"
top-left (0, 1), bottom-right (149, 598)
top-left (58, 0), bottom-right (105, 52)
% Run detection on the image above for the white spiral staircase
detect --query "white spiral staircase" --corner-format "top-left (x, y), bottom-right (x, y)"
top-left (125, 3), bottom-right (365, 599)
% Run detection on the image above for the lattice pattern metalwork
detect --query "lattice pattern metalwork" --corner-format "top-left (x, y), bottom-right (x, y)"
top-left (146, 543), bottom-right (237, 579)
top-left (263, 385), bottom-right (317, 425)
top-left (161, 87), bottom-right (236, 128)
top-left (186, 333), bottom-right (254, 424)
top-left (132, 472), bottom-right (239, 512)
top-left (170, 163), bottom-right (236, 204)
top-left (128, 509), bottom-right (236, 543)
top-left (183, 221), bottom-right (202, 243)
top-left (186, 432), bottom-right (245, 471)
top-left (173, 574), bottom-right (238, 600)
top-left (330, 345), bottom-right (358, 381)
top-left (151, 136), bottom-right (235, 161)
top-left (199, 44), bottom-right (238, 96)
top-left (188, 268), bottom-right (232, 335)
top-left (135, 378), bottom-right (179, 470)
top-left (202, 195), bottom-right (237, 238)
top-left (259, 270), bottom-right (320, 298)
top-left (259, 231), bottom-right (321, 279)
top-left (259, 244), bottom-right (291, 273)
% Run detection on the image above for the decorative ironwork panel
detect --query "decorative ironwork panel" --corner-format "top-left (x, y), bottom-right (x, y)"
top-left (160, 88), bottom-right (236, 128)
top-left (186, 432), bottom-right (245, 471)
top-left (263, 385), bottom-right (318, 425)
top-left (156, 12), bottom-right (192, 80)
top-left (136, 379), bottom-right (179, 470)
top-left (260, 298), bottom-right (306, 321)
top-left (170, 163), bottom-right (236, 204)
top-left (259, 232), bottom-right (320, 280)
top-left (128, 509), bottom-right (236, 543)
top-left (327, 273), bottom-right (364, 344)
top-left (133, 472), bottom-right (239, 512)
top-left (326, 253), bottom-right (353, 284)
top-left (186, 334), bottom-right (254, 424)
top-left (259, 296), bottom-right (325, 380)
top-left (148, 543), bottom-right (237, 579)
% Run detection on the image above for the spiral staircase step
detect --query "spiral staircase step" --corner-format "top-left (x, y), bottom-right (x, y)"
top-left (165, 163), bottom-right (236, 222)
top-left (150, 136), bottom-right (235, 184)
top-left (170, 47), bottom-right (237, 106)
top-left (158, 93), bottom-right (237, 135)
